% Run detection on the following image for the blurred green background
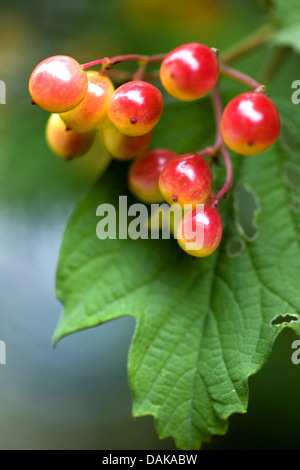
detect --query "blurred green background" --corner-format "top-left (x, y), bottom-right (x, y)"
top-left (1, 0), bottom-right (300, 450)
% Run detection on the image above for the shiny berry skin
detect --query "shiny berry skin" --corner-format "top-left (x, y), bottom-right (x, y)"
top-left (159, 153), bottom-right (213, 208)
top-left (177, 205), bottom-right (222, 257)
top-left (107, 80), bottom-right (163, 136)
top-left (60, 72), bottom-right (114, 132)
top-left (160, 43), bottom-right (219, 101)
top-left (128, 148), bottom-right (178, 203)
top-left (221, 92), bottom-right (281, 156)
top-left (46, 114), bottom-right (95, 159)
top-left (101, 120), bottom-right (152, 161)
top-left (29, 55), bottom-right (88, 113)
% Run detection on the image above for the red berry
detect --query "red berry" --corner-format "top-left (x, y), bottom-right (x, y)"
top-left (128, 148), bottom-right (177, 203)
top-left (102, 120), bottom-right (152, 161)
top-left (177, 205), bottom-right (222, 257)
top-left (107, 80), bottom-right (163, 136)
top-left (160, 43), bottom-right (219, 101)
top-left (46, 114), bottom-right (95, 159)
top-left (60, 72), bottom-right (114, 132)
top-left (29, 56), bottom-right (88, 113)
top-left (221, 91), bottom-right (281, 156)
top-left (159, 153), bottom-right (213, 208)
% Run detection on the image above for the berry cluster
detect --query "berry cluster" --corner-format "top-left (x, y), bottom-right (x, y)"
top-left (29, 43), bottom-right (281, 258)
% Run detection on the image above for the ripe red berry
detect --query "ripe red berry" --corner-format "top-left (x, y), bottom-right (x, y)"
top-left (160, 43), bottom-right (219, 101)
top-left (177, 205), bottom-right (222, 257)
top-left (60, 72), bottom-right (115, 132)
top-left (159, 153), bottom-right (213, 208)
top-left (29, 55), bottom-right (88, 113)
top-left (221, 91), bottom-right (281, 156)
top-left (107, 80), bottom-right (163, 136)
top-left (102, 120), bottom-right (152, 161)
top-left (128, 148), bottom-right (178, 203)
top-left (46, 114), bottom-right (95, 159)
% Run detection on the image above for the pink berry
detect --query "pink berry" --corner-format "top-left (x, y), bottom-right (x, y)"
top-left (107, 80), bottom-right (163, 136)
top-left (29, 55), bottom-right (88, 113)
top-left (221, 91), bottom-right (281, 156)
top-left (102, 120), bottom-right (152, 161)
top-left (128, 148), bottom-right (178, 203)
top-left (177, 205), bottom-right (222, 257)
top-left (160, 43), bottom-right (219, 101)
top-left (60, 72), bottom-right (115, 132)
top-left (46, 114), bottom-right (95, 159)
top-left (159, 153), bottom-right (213, 208)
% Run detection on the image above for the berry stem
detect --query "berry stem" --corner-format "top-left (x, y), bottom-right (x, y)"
top-left (196, 85), bottom-right (233, 207)
top-left (81, 53), bottom-right (167, 70)
top-left (211, 145), bottom-right (233, 209)
top-left (220, 64), bottom-right (265, 91)
top-left (196, 83), bottom-right (223, 159)
top-left (199, 84), bottom-right (233, 209)
top-left (133, 63), bottom-right (148, 81)
top-left (211, 85), bottom-right (233, 208)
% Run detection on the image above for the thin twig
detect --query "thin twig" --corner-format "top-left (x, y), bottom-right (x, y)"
top-left (220, 64), bottom-right (265, 91)
top-left (81, 53), bottom-right (166, 70)
top-left (196, 85), bottom-right (233, 208)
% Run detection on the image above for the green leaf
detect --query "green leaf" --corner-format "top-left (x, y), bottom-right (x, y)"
top-left (54, 96), bottom-right (300, 449)
top-left (272, 0), bottom-right (300, 51)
